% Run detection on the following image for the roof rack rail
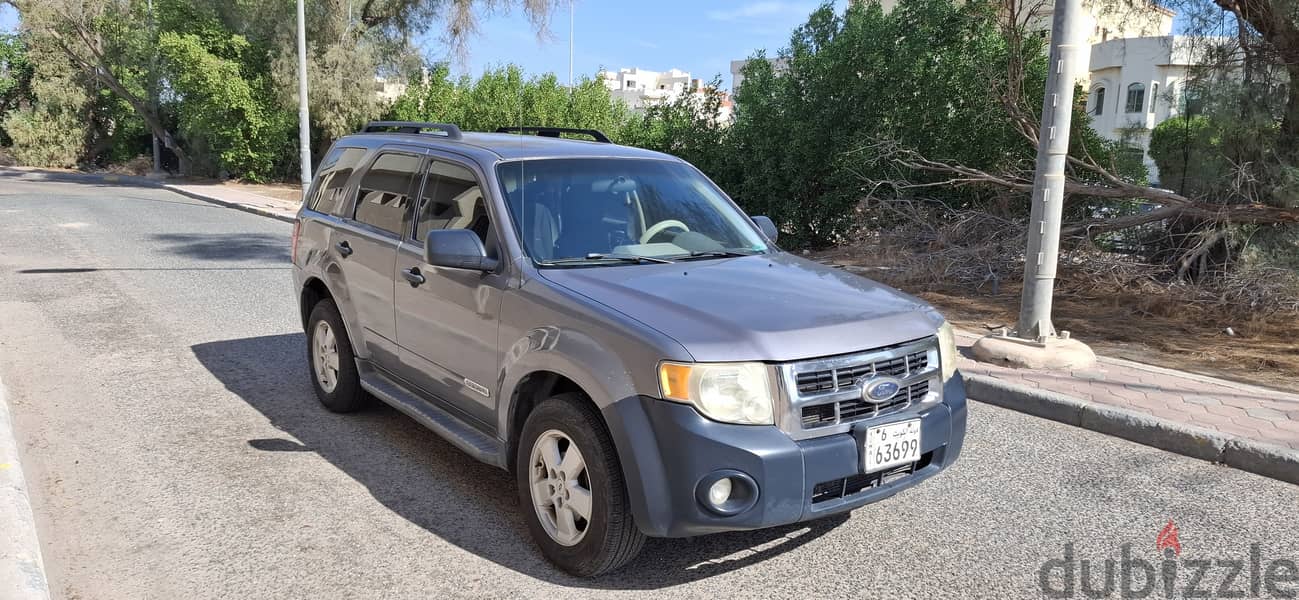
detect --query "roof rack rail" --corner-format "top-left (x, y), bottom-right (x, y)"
top-left (362, 121), bottom-right (462, 139)
top-left (495, 126), bottom-right (611, 143)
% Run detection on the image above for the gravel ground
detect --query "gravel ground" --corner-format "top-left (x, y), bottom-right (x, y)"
top-left (1, 176), bottom-right (1296, 599)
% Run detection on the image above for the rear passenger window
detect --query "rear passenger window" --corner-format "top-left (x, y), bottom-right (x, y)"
top-left (308, 147), bottom-right (365, 215)
top-left (353, 152), bottom-right (421, 235)
top-left (413, 161), bottom-right (488, 243)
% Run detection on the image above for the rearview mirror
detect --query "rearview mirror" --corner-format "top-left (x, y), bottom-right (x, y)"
top-left (752, 215), bottom-right (779, 243)
top-left (424, 229), bottom-right (498, 272)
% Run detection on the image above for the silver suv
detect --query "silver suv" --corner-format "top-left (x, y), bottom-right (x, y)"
top-left (291, 122), bottom-right (968, 576)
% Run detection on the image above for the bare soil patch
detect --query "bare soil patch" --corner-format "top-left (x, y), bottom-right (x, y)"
top-left (812, 245), bottom-right (1299, 393)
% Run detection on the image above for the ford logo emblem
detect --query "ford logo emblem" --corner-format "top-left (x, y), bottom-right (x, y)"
top-left (862, 377), bottom-right (902, 403)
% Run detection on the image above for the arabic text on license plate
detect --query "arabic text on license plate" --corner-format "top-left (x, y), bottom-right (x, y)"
top-left (864, 419), bottom-right (921, 473)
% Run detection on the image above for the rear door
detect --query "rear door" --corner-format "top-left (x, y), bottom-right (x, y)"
top-left (331, 148), bottom-right (421, 369)
top-left (393, 155), bottom-right (506, 430)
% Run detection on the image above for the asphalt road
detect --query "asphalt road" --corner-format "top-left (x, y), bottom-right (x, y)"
top-left (1, 176), bottom-right (1297, 600)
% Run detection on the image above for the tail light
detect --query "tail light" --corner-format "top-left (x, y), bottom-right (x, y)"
top-left (290, 219), bottom-right (302, 264)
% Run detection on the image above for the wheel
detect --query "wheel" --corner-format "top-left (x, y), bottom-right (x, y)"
top-left (306, 299), bottom-right (368, 413)
top-left (517, 393), bottom-right (646, 577)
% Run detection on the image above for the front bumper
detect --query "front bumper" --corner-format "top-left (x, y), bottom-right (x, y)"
top-left (603, 373), bottom-right (967, 537)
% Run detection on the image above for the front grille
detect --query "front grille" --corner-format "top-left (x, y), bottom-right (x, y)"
top-left (811, 452), bottom-right (933, 503)
top-left (800, 380), bottom-right (930, 429)
top-left (795, 350), bottom-right (928, 395)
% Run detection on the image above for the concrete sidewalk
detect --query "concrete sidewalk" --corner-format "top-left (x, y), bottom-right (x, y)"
top-left (956, 330), bottom-right (1299, 483)
top-left (166, 182), bottom-right (299, 222)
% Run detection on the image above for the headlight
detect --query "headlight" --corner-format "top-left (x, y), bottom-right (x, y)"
top-left (658, 362), bottom-right (774, 425)
top-left (938, 321), bottom-right (958, 382)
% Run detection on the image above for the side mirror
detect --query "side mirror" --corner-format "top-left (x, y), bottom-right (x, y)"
top-left (752, 215), bottom-right (779, 243)
top-left (424, 229), bottom-right (498, 272)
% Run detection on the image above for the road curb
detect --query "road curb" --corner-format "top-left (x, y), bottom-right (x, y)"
top-left (0, 167), bottom-right (296, 224)
top-left (0, 377), bottom-right (51, 600)
top-left (161, 186), bottom-right (296, 224)
top-left (966, 374), bottom-right (1299, 485)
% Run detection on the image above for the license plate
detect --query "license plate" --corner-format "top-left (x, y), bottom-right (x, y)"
top-left (864, 419), bottom-right (922, 473)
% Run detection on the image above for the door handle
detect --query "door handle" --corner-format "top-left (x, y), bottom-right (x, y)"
top-left (402, 267), bottom-right (426, 286)
top-left (335, 241), bottom-right (353, 257)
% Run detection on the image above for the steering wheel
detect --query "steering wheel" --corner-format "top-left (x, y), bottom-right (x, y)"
top-left (640, 219), bottom-right (690, 244)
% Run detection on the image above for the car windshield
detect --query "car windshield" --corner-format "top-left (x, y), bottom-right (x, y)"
top-left (496, 158), bottom-right (770, 265)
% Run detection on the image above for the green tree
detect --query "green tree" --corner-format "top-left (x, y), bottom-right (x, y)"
top-left (0, 33), bottom-right (34, 130)
top-left (1, 48), bottom-right (88, 167)
top-left (158, 30), bottom-right (293, 180)
top-left (388, 63), bottom-right (634, 135)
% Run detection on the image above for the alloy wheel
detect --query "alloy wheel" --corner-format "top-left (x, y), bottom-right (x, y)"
top-left (528, 429), bottom-right (593, 546)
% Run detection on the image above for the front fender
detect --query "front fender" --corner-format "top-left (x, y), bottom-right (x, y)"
top-left (496, 325), bottom-right (675, 537)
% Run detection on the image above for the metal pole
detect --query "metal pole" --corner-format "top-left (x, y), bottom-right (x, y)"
top-left (1015, 0), bottom-right (1085, 340)
top-left (147, 0), bottom-right (161, 174)
top-left (568, 0), bottom-right (574, 88)
top-left (296, 0), bottom-right (313, 197)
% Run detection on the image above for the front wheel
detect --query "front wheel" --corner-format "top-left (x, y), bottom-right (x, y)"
top-left (517, 393), bottom-right (645, 577)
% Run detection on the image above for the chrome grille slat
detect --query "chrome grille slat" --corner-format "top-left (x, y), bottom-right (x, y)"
top-left (793, 351), bottom-right (927, 395)
top-left (800, 380), bottom-right (929, 429)
top-left (775, 336), bottom-right (943, 440)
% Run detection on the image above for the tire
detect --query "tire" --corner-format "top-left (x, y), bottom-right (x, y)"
top-left (306, 299), bottom-right (368, 413)
top-left (516, 393), bottom-right (646, 577)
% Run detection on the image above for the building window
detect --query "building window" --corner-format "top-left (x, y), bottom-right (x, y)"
top-left (1092, 87), bottom-right (1106, 116)
top-left (1183, 84), bottom-right (1204, 117)
top-left (1150, 83), bottom-right (1159, 113)
top-left (1125, 83), bottom-right (1146, 113)
top-left (625, 80), bottom-right (635, 89)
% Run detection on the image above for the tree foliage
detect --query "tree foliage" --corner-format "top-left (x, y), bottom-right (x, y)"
top-left (389, 63), bottom-right (633, 134)
top-left (2, 0), bottom-right (555, 176)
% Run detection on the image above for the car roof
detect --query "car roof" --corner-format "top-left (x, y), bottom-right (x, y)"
top-left (334, 131), bottom-right (682, 163)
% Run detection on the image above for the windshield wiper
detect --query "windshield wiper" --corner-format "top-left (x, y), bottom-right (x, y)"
top-left (676, 249), bottom-right (762, 260)
top-left (541, 253), bottom-right (675, 266)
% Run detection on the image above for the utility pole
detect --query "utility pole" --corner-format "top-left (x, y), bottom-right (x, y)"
top-left (296, 0), bottom-right (313, 198)
top-left (147, 0), bottom-right (162, 176)
top-left (568, 0), bottom-right (574, 89)
top-left (971, 0), bottom-right (1096, 370)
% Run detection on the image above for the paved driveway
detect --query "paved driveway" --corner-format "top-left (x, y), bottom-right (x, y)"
top-left (1, 177), bottom-right (1296, 599)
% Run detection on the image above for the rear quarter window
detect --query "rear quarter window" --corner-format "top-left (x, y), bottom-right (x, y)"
top-left (307, 147), bottom-right (366, 215)
top-left (352, 152), bottom-right (421, 235)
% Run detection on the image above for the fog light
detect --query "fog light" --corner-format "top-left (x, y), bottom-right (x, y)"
top-left (707, 478), bottom-right (733, 506)
top-left (695, 470), bottom-right (759, 516)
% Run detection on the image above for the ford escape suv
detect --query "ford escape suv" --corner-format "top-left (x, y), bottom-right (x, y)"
top-left (291, 121), bottom-right (968, 576)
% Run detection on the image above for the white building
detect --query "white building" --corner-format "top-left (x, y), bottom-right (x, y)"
top-left (375, 76), bottom-right (408, 104)
top-left (601, 67), bottom-right (735, 124)
top-left (729, 58), bottom-right (788, 94)
top-left (601, 68), bottom-right (697, 110)
top-left (1083, 35), bottom-right (1229, 182)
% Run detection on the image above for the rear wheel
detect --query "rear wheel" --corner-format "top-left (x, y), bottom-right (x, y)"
top-left (517, 393), bottom-right (645, 576)
top-left (306, 299), bottom-right (367, 412)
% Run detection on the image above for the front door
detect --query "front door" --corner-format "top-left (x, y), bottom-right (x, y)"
top-left (332, 149), bottom-right (421, 368)
top-left (393, 157), bottom-right (506, 431)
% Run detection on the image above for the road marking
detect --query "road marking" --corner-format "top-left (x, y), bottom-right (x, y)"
top-left (0, 376), bottom-right (51, 600)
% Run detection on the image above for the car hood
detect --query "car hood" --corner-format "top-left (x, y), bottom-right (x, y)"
top-left (537, 253), bottom-right (943, 362)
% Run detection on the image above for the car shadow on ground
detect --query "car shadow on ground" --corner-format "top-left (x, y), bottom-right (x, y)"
top-left (192, 333), bottom-right (845, 590)
top-left (152, 233), bottom-right (289, 262)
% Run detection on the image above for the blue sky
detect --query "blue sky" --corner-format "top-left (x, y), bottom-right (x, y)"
top-left (436, 1), bottom-right (840, 89)
top-left (0, 5), bottom-right (15, 32)
top-left (0, 1), bottom-right (827, 90)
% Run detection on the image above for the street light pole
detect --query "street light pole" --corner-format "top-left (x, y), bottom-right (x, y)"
top-left (147, 0), bottom-right (161, 176)
top-left (296, 0), bottom-right (312, 198)
top-left (971, 0), bottom-right (1096, 369)
top-left (568, 0), bottom-right (574, 89)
